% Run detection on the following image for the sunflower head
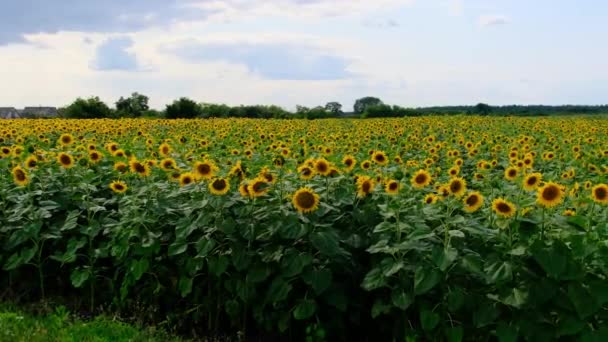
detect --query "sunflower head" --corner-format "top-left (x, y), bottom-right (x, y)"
top-left (372, 151), bottom-right (389, 166)
top-left (492, 198), bottom-right (516, 218)
top-left (109, 180), bottom-right (128, 193)
top-left (59, 133), bottom-right (74, 146)
top-left (591, 184), bottom-right (608, 205)
top-left (356, 176), bottom-right (375, 198)
top-left (129, 160), bottom-right (151, 177)
top-left (314, 158), bottom-right (331, 176)
top-left (424, 194), bottom-right (437, 205)
top-left (114, 162), bottom-right (128, 173)
top-left (448, 177), bottom-right (467, 197)
top-left (411, 169), bottom-right (432, 189)
top-left (160, 158), bottom-right (177, 171)
top-left (504, 167), bottom-right (519, 181)
top-left (25, 155), bottom-right (38, 169)
top-left (194, 160), bottom-right (217, 179)
top-left (209, 177), bottom-right (230, 196)
top-left (463, 191), bottom-right (484, 213)
top-left (292, 187), bottom-right (320, 214)
top-left (536, 182), bottom-right (564, 208)
top-left (12, 166), bottom-right (29, 187)
top-left (248, 177), bottom-right (270, 197)
top-left (179, 172), bottom-right (196, 187)
top-left (522, 172), bottom-right (542, 191)
top-left (385, 179), bottom-right (399, 195)
top-left (57, 152), bottom-right (74, 169)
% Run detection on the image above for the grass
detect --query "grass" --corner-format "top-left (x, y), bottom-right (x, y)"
top-left (0, 304), bottom-right (183, 342)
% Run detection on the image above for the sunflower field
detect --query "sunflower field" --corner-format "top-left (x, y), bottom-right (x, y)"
top-left (1, 116), bottom-right (608, 341)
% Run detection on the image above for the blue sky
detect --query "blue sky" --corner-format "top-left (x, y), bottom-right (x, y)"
top-left (0, 0), bottom-right (606, 110)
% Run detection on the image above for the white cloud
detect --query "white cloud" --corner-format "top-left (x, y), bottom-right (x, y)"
top-left (479, 15), bottom-right (510, 27)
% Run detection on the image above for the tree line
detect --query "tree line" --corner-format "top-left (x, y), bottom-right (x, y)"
top-left (58, 94), bottom-right (608, 119)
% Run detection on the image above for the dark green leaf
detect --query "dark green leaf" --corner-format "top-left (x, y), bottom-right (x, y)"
top-left (70, 268), bottom-right (90, 288)
top-left (414, 266), bottom-right (441, 295)
top-left (420, 309), bottom-right (439, 331)
top-left (293, 300), bottom-right (316, 320)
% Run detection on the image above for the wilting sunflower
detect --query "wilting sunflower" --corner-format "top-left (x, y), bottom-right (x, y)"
top-left (448, 177), bottom-right (467, 197)
top-left (492, 198), bottom-right (516, 218)
top-left (58, 133), bottom-right (74, 146)
top-left (536, 182), bottom-right (564, 208)
top-left (248, 177), bottom-right (270, 197)
top-left (179, 172), bottom-right (196, 187)
top-left (292, 187), bottom-right (320, 214)
top-left (424, 194), bottom-right (438, 205)
top-left (25, 155), bottom-right (38, 169)
top-left (109, 180), bottom-right (127, 193)
top-left (314, 158), bottom-right (331, 176)
top-left (385, 179), bottom-right (399, 195)
top-left (356, 176), bottom-right (375, 198)
top-left (504, 167), bottom-right (519, 181)
top-left (129, 159), bottom-right (151, 177)
top-left (372, 151), bottom-right (389, 166)
top-left (411, 169), bottom-right (432, 189)
top-left (160, 158), bottom-right (177, 171)
top-left (591, 184), bottom-right (608, 205)
top-left (193, 160), bottom-right (218, 180)
top-left (463, 191), bottom-right (484, 213)
top-left (522, 172), bottom-right (542, 191)
top-left (57, 152), bottom-right (74, 169)
top-left (297, 165), bottom-right (315, 180)
top-left (209, 177), bottom-right (230, 195)
top-left (12, 166), bottom-right (29, 186)
top-left (342, 155), bottom-right (356, 172)
top-left (88, 151), bottom-right (102, 163)
top-left (114, 162), bottom-right (128, 173)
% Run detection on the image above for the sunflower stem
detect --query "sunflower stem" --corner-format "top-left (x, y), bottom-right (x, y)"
top-left (541, 207), bottom-right (546, 239)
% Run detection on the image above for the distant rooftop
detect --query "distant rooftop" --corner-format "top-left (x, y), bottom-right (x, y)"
top-left (0, 106), bottom-right (58, 119)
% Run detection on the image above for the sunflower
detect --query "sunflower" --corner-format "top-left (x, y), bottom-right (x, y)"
top-left (159, 143), bottom-right (172, 157)
top-left (297, 165), bottom-right (315, 180)
top-left (57, 152), bottom-right (74, 169)
top-left (114, 162), bottom-right (128, 173)
top-left (12, 166), bottom-right (29, 186)
top-left (58, 133), bottom-right (74, 146)
top-left (342, 155), bottom-right (356, 172)
top-left (448, 166), bottom-right (460, 177)
top-left (522, 172), bottom-right (542, 191)
top-left (411, 169), bottom-right (432, 189)
top-left (591, 184), bottom-right (608, 205)
top-left (209, 177), bottom-right (230, 195)
top-left (160, 158), bottom-right (177, 171)
top-left (109, 180), bottom-right (127, 193)
top-left (360, 160), bottom-right (372, 170)
top-left (259, 168), bottom-right (276, 184)
top-left (463, 192), bottom-right (484, 213)
top-left (113, 149), bottom-right (126, 158)
top-left (25, 155), bottom-right (38, 169)
top-left (562, 209), bottom-right (576, 217)
top-left (356, 176), bottom-right (375, 198)
top-left (385, 179), bottom-right (399, 195)
top-left (448, 177), bottom-right (467, 197)
top-left (424, 194), bottom-right (437, 204)
top-left (504, 167), bottom-right (519, 181)
top-left (492, 198), bottom-right (516, 218)
top-left (1, 146), bottom-right (11, 156)
top-left (292, 187), bottom-right (320, 214)
top-left (193, 160), bottom-right (218, 180)
top-left (88, 151), bottom-right (102, 163)
top-left (372, 151), bottom-right (389, 166)
top-left (536, 182), bottom-right (564, 208)
top-left (314, 158), bottom-right (331, 176)
top-left (248, 177), bottom-right (270, 197)
top-left (229, 161), bottom-right (246, 180)
top-left (129, 159), bottom-right (151, 177)
top-left (239, 182), bottom-right (251, 198)
top-left (179, 172), bottom-right (196, 187)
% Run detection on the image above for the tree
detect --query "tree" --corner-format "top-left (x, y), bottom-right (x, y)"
top-left (63, 97), bottom-right (113, 119)
top-left (325, 102), bottom-right (343, 116)
top-left (473, 103), bottom-right (492, 116)
top-left (354, 97), bottom-right (383, 115)
top-left (115, 92), bottom-right (149, 118)
top-left (164, 98), bottom-right (202, 119)
top-left (200, 103), bottom-right (231, 118)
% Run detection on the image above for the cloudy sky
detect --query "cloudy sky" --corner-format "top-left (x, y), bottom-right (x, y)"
top-left (1, 0), bottom-right (606, 110)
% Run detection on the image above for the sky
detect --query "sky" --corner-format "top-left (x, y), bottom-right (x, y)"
top-left (0, 0), bottom-right (607, 110)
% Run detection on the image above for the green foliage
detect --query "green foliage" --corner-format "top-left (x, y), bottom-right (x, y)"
top-left (115, 92), bottom-right (150, 118)
top-left (0, 306), bottom-right (181, 342)
top-left (353, 96), bottom-right (383, 115)
top-left (63, 97), bottom-right (113, 119)
top-left (164, 97), bottom-right (202, 119)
